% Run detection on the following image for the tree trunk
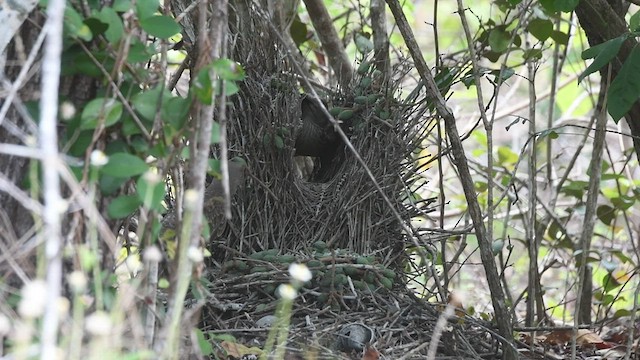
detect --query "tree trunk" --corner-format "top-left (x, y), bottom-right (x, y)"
top-left (575, 0), bottom-right (640, 159)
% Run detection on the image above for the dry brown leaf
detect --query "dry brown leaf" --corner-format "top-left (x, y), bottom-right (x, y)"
top-left (576, 328), bottom-right (604, 346)
top-left (361, 345), bottom-right (380, 360)
top-left (544, 329), bottom-right (572, 345)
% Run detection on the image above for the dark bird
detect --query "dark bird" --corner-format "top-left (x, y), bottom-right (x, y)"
top-left (295, 95), bottom-right (342, 180)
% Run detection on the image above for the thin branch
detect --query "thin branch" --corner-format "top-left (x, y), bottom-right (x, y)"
top-left (572, 66), bottom-right (610, 354)
top-left (302, 0), bottom-right (353, 87)
top-left (39, 0), bottom-right (65, 357)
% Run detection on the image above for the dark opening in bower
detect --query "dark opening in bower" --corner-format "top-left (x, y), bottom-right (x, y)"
top-left (294, 95), bottom-right (348, 183)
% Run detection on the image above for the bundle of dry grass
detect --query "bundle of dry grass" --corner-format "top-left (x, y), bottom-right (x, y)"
top-left (213, 8), bottom-right (434, 266)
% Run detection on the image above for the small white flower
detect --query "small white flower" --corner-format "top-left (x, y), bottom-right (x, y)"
top-left (90, 150), bottom-right (108, 167)
top-left (142, 171), bottom-right (161, 185)
top-left (0, 314), bottom-right (11, 336)
top-left (187, 246), bottom-right (204, 263)
top-left (67, 271), bottom-right (87, 293)
top-left (85, 311), bottom-right (112, 337)
top-left (24, 135), bottom-right (37, 147)
top-left (18, 280), bottom-right (47, 319)
top-left (288, 263), bottom-right (312, 283)
top-left (277, 284), bottom-right (297, 300)
top-left (183, 189), bottom-right (198, 210)
top-left (57, 297), bottom-right (70, 317)
top-left (60, 101), bottom-right (76, 120)
top-left (55, 198), bottom-right (69, 214)
top-left (143, 245), bottom-right (163, 263)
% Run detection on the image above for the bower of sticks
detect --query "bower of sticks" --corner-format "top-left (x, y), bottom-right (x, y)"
top-left (196, 6), bottom-right (505, 359)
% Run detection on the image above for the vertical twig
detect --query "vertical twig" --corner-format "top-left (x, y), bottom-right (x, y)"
top-left (525, 36), bottom-right (539, 327)
top-left (455, 0), bottom-right (494, 254)
top-left (571, 66), bottom-right (610, 357)
top-left (39, 0), bottom-right (65, 357)
top-left (370, 0), bottom-right (390, 77)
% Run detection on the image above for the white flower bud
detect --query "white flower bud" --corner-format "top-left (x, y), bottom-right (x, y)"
top-left (0, 314), bottom-right (11, 336)
top-left (277, 284), bottom-right (297, 300)
top-left (85, 311), bottom-right (112, 337)
top-left (143, 245), bottom-right (163, 263)
top-left (187, 246), bottom-right (204, 263)
top-left (67, 271), bottom-right (87, 293)
top-left (90, 150), bottom-right (109, 167)
top-left (18, 280), bottom-right (47, 319)
top-left (288, 263), bottom-right (312, 283)
top-left (60, 101), bottom-right (76, 120)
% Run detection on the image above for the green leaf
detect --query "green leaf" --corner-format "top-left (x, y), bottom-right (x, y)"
top-left (211, 121), bottom-right (221, 143)
top-left (212, 58), bottom-right (245, 81)
top-left (108, 195), bottom-right (142, 219)
top-left (208, 159), bottom-right (222, 176)
top-left (610, 250), bottom-right (634, 265)
top-left (526, 18), bottom-right (553, 42)
top-left (273, 135), bottom-right (284, 149)
top-left (354, 33), bottom-right (374, 54)
top-left (162, 95), bottom-right (192, 130)
top-left (83, 18), bottom-right (109, 37)
top-left (490, 68), bottom-right (515, 82)
top-left (80, 98), bottom-right (123, 130)
top-left (538, 129), bottom-right (558, 139)
top-left (607, 45), bottom-right (640, 122)
top-left (488, 28), bottom-right (510, 53)
top-left (132, 87), bottom-right (171, 121)
top-left (601, 273), bottom-right (621, 293)
top-left (578, 36), bottom-right (625, 83)
top-left (522, 49), bottom-right (543, 61)
top-left (497, 146), bottom-right (518, 167)
top-left (613, 309), bottom-right (632, 318)
top-left (65, 7), bottom-right (93, 41)
top-left (550, 30), bottom-right (569, 45)
top-left (554, 0), bottom-right (579, 12)
top-left (135, 0), bottom-right (159, 20)
top-left (193, 66), bottom-right (214, 105)
top-left (560, 180), bottom-right (588, 199)
top-left (610, 195), bottom-right (635, 211)
top-left (99, 174), bottom-right (127, 195)
top-left (596, 204), bottom-right (615, 225)
top-left (474, 181), bottom-right (488, 192)
top-left (140, 15), bottom-right (181, 39)
top-left (128, 40), bottom-right (154, 63)
top-left (224, 81), bottom-right (240, 96)
top-left (290, 17), bottom-right (308, 46)
top-left (101, 153), bottom-right (149, 178)
top-left (112, 0), bottom-right (132, 12)
top-left (539, 0), bottom-right (554, 13)
top-left (631, 10), bottom-right (640, 32)
top-left (96, 7), bottom-right (124, 43)
top-left (137, 175), bottom-right (166, 211)
top-left (194, 329), bottom-right (214, 356)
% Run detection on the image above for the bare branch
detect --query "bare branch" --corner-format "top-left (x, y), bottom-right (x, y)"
top-left (39, 0), bottom-right (65, 357)
top-left (302, 0), bottom-right (354, 87)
